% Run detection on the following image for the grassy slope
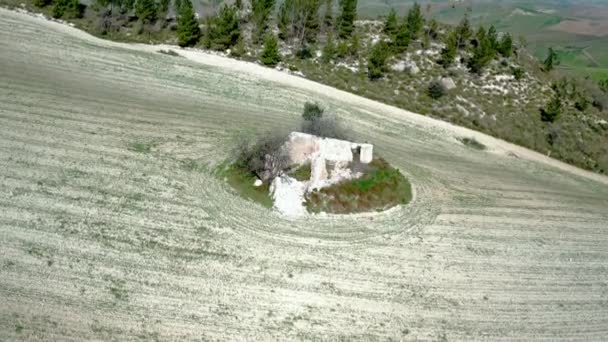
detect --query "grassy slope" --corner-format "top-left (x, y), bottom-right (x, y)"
top-left (1, 8), bottom-right (608, 340)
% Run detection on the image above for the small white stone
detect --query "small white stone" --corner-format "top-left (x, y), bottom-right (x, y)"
top-left (253, 179), bottom-right (263, 187)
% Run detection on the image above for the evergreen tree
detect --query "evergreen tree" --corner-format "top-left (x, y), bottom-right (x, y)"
top-left (52, 0), bottom-right (83, 19)
top-left (405, 2), bottom-right (424, 40)
top-left (393, 21), bottom-right (410, 53)
top-left (540, 92), bottom-right (562, 123)
top-left (177, 0), bottom-right (200, 47)
top-left (367, 41), bottom-right (390, 79)
top-left (303, 0), bottom-right (321, 43)
top-left (455, 14), bottom-right (472, 49)
top-left (337, 0), bottom-right (357, 38)
top-left (487, 25), bottom-right (498, 49)
top-left (468, 28), bottom-right (494, 73)
top-left (277, 0), bottom-right (290, 41)
top-left (34, 0), bottom-right (52, 8)
top-left (135, 0), bottom-right (157, 23)
top-left (322, 33), bottom-right (336, 63)
top-left (497, 33), bottom-right (513, 58)
top-left (543, 47), bottom-right (559, 72)
top-left (260, 34), bottom-right (281, 67)
top-left (348, 32), bottom-right (360, 57)
top-left (205, 5), bottom-right (240, 50)
top-left (158, 0), bottom-right (170, 16)
top-left (384, 8), bottom-right (398, 37)
top-left (323, 0), bottom-right (334, 30)
top-left (440, 30), bottom-right (458, 67)
top-left (251, 0), bottom-right (276, 43)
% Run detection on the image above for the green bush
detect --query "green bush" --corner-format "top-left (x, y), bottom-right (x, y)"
top-left (302, 102), bottom-right (324, 121)
top-left (176, 0), bottom-right (200, 47)
top-left (33, 0), bottom-right (52, 8)
top-left (427, 80), bottom-right (446, 99)
top-left (204, 5), bottom-right (240, 50)
top-left (52, 0), bottom-right (84, 19)
top-left (511, 67), bottom-right (524, 81)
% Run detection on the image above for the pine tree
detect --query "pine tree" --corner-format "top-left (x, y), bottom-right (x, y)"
top-left (251, 0), bottom-right (276, 44)
top-left (177, 0), bottom-right (200, 47)
top-left (440, 30), bottom-right (458, 67)
top-left (34, 0), bottom-right (52, 8)
top-left (468, 30), bottom-right (494, 74)
top-left (393, 22), bottom-right (410, 53)
top-left (455, 14), bottom-right (472, 49)
top-left (405, 2), bottom-right (424, 40)
top-left (303, 0), bottom-right (321, 43)
top-left (135, 0), bottom-right (157, 23)
top-left (205, 5), bottom-right (240, 50)
top-left (337, 0), bottom-right (357, 39)
top-left (540, 92), bottom-right (562, 123)
top-left (384, 8), bottom-right (398, 37)
top-left (322, 33), bottom-right (336, 63)
top-left (367, 41), bottom-right (390, 79)
top-left (543, 47), bottom-right (559, 72)
top-left (260, 34), bottom-right (281, 67)
top-left (52, 0), bottom-right (83, 19)
top-left (277, 0), bottom-right (290, 41)
top-left (497, 33), bottom-right (513, 58)
top-left (487, 25), bottom-right (498, 49)
top-left (323, 0), bottom-right (334, 30)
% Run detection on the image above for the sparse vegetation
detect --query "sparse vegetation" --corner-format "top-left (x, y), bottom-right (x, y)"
top-left (460, 137), bottom-right (486, 150)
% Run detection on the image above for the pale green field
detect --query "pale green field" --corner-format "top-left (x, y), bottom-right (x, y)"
top-left (1, 9), bottom-right (608, 340)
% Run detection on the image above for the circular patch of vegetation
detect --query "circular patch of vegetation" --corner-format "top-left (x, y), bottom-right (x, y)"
top-left (305, 157), bottom-right (412, 214)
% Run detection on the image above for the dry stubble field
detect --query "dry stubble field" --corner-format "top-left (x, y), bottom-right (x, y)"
top-left (1, 8), bottom-right (608, 341)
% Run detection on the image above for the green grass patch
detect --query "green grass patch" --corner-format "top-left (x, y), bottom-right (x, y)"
top-left (218, 164), bottom-right (273, 209)
top-left (128, 141), bottom-right (155, 153)
top-left (290, 163), bottom-right (311, 182)
top-left (306, 158), bottom-right (412, 214)
top-left (459, 137), bottom-right (486, 150)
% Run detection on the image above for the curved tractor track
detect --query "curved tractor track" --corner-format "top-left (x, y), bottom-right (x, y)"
top-left (1, 9), bottom-right (608, 341)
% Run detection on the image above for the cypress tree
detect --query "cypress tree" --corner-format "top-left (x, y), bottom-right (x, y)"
top-left (384, 8), bottom-right (398, 37)
top-left (277, 0), bottom-right (291, 41)
top-left (487, 25), bottom-right (498, 50)
top-left (177, 0), bottom-right (200, 47)
top-left (337, 0), bottom-right (357, 39)
top-left (260, 34), bottom-right (281, 67)
top-left (543, 47), bottom-right (558, 72)
top-left (304, 0), bottom-right (321, 43)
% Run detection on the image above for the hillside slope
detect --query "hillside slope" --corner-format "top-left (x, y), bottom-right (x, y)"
top-left (2, 9), bottom-right (608, 340)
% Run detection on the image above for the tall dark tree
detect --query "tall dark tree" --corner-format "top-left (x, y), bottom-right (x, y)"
top-left (543, 47), bottom-right (559, 72)
top-left (177, 0), bottom-right (200, 47)
top-left (323, 0), bottom-right (334, 30)
top-left (487, 25), bottom-right (498, 49)
top-left (52, 0), bottom-right (83, 18)
top-left (393, 21), bottom-right (410, 53)
top-left (468, 29), bottom-right (495, 73)
top-left (260, 34), bottom-right (281, 67)
top-left (303, 0), bottom-right (321, 43)
top-left (455, 14), bottom-right (472, 49)
top-left (251, 0), bottom-right (276, 43)
top-left (367, 41), bottom-right (390, 79)
top-left (405, 2), bottom-right (424, 40)
top-left (204, 5), bottom-right (240, 50)
top-left (384, 8), bottom-right (398, 37)
top-left (277, 0), bottom-right (321, 46)
top-left (135, 0), bottom-right (157, 23)
top-left (322, 32), bottom-right (336, 63)
top-left (337, 0), bottom-right (357, 38)
top-left (497, 33), bottom-right (513, 58)
top-left (440, 30), bottom-right (458, 67)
